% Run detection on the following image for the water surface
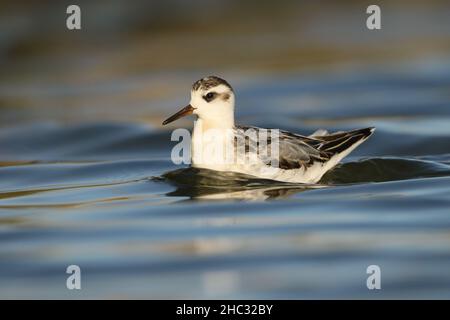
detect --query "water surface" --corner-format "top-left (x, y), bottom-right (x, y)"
top-left (1, 61), bottom-right (450, 298)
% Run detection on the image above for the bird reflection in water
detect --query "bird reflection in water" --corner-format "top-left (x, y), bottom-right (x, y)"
top-left (160, 167), bottom-right (319, 201)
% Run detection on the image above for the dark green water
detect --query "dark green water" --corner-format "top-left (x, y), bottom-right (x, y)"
top-left (1, 62), bottom-right (450, 298)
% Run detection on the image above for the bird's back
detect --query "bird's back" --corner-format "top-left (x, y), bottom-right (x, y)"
top-left (230, 126), bottom-right (375, 183)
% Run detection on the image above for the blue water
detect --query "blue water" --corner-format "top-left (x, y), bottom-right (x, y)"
top-left (1, 61), bottom-right (450, 298)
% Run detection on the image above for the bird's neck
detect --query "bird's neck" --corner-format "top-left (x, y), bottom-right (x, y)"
top-left (191, 116), bottom-right (235, 169)
top-left (195, 114), bottom-right (235, 132)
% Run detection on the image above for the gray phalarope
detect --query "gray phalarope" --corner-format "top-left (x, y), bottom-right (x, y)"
top-left (163, 76), bottom-right (375, 184)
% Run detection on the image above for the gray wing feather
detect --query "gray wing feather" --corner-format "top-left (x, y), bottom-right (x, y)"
top-left (235, 125), bottom-right (374, 170)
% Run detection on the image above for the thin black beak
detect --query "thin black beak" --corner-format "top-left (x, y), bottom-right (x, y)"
top-left (162, 105), bottom-right (195, 125)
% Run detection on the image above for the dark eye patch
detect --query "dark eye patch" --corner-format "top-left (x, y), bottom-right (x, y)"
top-left (203, 92), bottom-right (217, 102)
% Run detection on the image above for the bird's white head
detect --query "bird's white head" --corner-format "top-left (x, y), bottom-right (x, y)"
top-left (163, 76), bottom-right (235, 129)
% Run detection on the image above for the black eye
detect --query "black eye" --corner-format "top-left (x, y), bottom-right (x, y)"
top-left (204, 92), bottom-right (216, 102)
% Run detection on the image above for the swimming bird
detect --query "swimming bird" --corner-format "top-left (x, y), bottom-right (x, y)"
top-left (162, 76), bottom-right (374, 184)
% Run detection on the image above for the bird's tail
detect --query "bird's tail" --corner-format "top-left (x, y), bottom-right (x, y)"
top-left (318, 127), bottom-right (375, 155)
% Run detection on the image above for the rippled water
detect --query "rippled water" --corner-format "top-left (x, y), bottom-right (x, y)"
top-left (1, 60), bottom-right (450, 298)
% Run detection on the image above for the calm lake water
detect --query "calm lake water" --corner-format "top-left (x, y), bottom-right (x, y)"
top-left (1, 0), bottom-right (450, 299)
top-left (1, 59), bottom-right (450, 299)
